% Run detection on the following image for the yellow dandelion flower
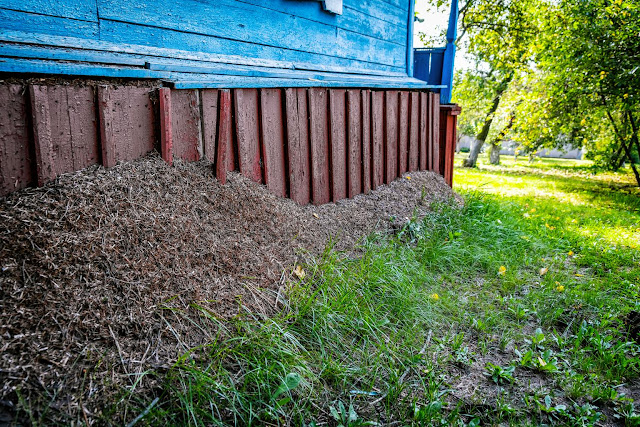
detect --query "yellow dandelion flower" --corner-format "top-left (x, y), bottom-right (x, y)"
top-left (555, 285), bottom-right (565, 292)
top-left (406, 176), bottom-right (411, 180)
top-left (568, 251), bottom-right (574, 256)
top-left (498, 265), bottom-right (507, 275)
top-left (430, 293), bottom-right (440, 300)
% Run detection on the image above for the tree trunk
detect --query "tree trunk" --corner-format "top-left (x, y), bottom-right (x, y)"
top-left (487, 112), bottom-right (516, 165)
top-left (463, 73), bottom-right (513, 167)
top-left (488, 141), bottom-right (502, 164)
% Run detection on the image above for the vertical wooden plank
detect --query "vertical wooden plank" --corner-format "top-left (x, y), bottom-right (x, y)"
top-left (408, 92), bottom-right (419, 172)
top-left (260, 88), bottom-right (287, 198)
top-left (159, 87), bottom-right (173, 165)
top-left (361, 89), bottom-right (372, 194)
top-left (346, 89), bottom-right (362, 198)
top-left (329, 89), bottom-right (347, 202)
top-left (384, 90), bottom-right (398, 184)
top-left (217, 89), bottom-right (231, 184)
top-left (398, 91), bottom-right (409, 175)
top-left (98, 86), bottom-right (155, 168)
top-left (309, 88), bottom-right (330, 205)
top-left (285, 88), bottom-right (310, 205)
top-left (29, 85), bottom-right (55, 185)
top-left (419, 92), bottom-right (428, 171)
top-left (371, 91), bottom-right (384, 189)
top-left (431, 92), bottom-right (441, 174)
top-left (66, 86), bottom-right (99, 171)
top-left (0, 84), bottom-right (33, 195)
top-left (201, 89), bottom-right (218, 161)
top-left (171, 89), bottom-right (201, 162)
top-left (30, 85), bottom-right (98, 183)
top-left (234, 88), bottom-right (262, 183)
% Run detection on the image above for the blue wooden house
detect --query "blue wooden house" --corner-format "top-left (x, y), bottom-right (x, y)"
top-left (0, 0), bottom-right (460, 201)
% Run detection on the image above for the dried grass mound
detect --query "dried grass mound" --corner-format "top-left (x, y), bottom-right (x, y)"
top-left (0, 153), bottom-right (461, 423)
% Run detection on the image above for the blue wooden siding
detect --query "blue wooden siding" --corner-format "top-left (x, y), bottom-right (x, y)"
top-left (0, 0), bottom-right (439, 88)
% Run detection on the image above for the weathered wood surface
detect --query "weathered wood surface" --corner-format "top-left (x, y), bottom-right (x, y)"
top-left (98, 86), bottom-right (155, 168)
top-left (430, 92), bottom-right (440, 173)
top-left (408, 91), bottom-right (419, 172)
top-left (309, 88), bottom-right (331, 205)
top-left (216, 89), bottom-right (232, 184)
top-left (171, 89), bottom-right (201, 162)
top-left (0, 85), bottom-right (33, 195)
top-left (371, 90), bottom-right (384, 189)
top-left (347, 89), bottom-right (362, 198)
top-left (159, 87), bottom-right (173, 165)
top-left (30, 85), bottom-right (98, 184)
top-left (260, 88), bottom-right (288, 198)
top-left (419, 91), bottom-right (428, 170)
top-left (234, 88), bottom-right (262, 183)
top-left (398, 91), bottom-right (409, 175)
top-left (385, 90), bottom-right (398, 184)
top-left (0, 0), bottom-right (422, 86)
top-left (329, 89), bottom-right (347, 201)
top-left (361, 89), bottom-right (372, 194)
top-left (201, 89), bottom-right (218, 161)
top-left (285, 88), bottom-right (311, 205)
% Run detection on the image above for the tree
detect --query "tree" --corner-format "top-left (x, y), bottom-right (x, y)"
top-left (451, 0), bottom-right (544, 166)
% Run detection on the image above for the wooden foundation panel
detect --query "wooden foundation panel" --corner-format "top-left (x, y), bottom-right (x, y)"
top-left (171, 89), bottom-right (201, 162)
top-left (159, 87), bottom-right (173, 165)
top-left (30, 85), bottom-right (98, 184)
top-left (260, 88), bottom-right (287, 198)
top-left (98, 86), bottom-right (155, 168)
top-left (201, 89), bottom-right (218, 161)
top-left (216, 89), bottom-right (231, 184)
top-left (346, 89), bottom-right (362, 198)
top-left (329, 89), bottom-right (347, 202)
top-left (361, 90), bottom-right (372, 194)
top-left (384, 90), bottom-right (398, 184)
top-left (398, 91), bottom-right (409, 175)
top-left (309, 88), bottom-right (330, 205)
top-left (0, 84), bottom-right (33, 195)
top-left (408, 92), bottom-right (419, 172)
top-left (235, 88), bottom-right (262, 183)
top-left (419, 92), bottom-right (428, 171)
top-left (285, 88), bottom-right (311, 205)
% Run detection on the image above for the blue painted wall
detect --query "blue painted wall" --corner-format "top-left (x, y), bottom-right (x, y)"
top-left (0, 0), bottom-right (440, 88)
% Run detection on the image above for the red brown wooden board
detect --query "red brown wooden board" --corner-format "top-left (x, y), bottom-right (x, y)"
top-left (430, 93), bottom-right (441, 174)
top-left (159, 87), bottom-right (173, 165)
top-left (201, 89), bottom-right (218, 161)
top-left (234, 88), bottom-right (262, 183)
top-left (329, 89), bottom-right (347, 201)
top-left (361, 90), bottom-right (372, 194)
top-left (346, 89), bottom-right (362, 198)
top-left (371, 91), bottom-right (384, 189)
top-left (398, 91), bottom-right (409, 175)
top-left (260, 88), bottom-right (287, 198)
top-left (408, 92), bottom-right (419, 172)
top-left (440, 105), bottom-right (461, 187)
top-left (171, 89), bottom-right (202, 162)
top-left (419, 92), bottom-right (428, 171)
top-left (0, 84), bottom-right (33, 195)
top-left (30, 85), bottom-right (98, 184)
top-left (385, 91), bottom-right (398, 184)
top-left (217, 89), bottom-right (232, 184)
top-left (285, 88), bottom-right (311, 205)
top-left (98, 86), bottom-right (155, 168)
top-left (309, 88), bottom-right (330, 205)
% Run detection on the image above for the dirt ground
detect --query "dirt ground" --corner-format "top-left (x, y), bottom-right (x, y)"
top-left (0, 153), bottom-right (461, 424)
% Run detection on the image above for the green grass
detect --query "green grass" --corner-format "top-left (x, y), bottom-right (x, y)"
top-left (135, 155), bottom-right (640, 426)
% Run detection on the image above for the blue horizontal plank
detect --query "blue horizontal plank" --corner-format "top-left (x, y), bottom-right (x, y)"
top-left (0, 0), bottom-right (97, 22)
top-left (344, 0), bottom-right (405, 26)
top-left (99, 19), bottom-right (406, 75)
top-left (0, 43), bottom-right (148, 67)
top-left (171, 76), bottom-right (444, 89)
top-left (0, 29), bottom-right (407, 77)
top-left (97, 0), bottom-right (405, 68)
top-left (0, 57), bottom-right (445, 89)
top-left (234, 0), bottom-right (406, 45)
top-left (0, 8), bottom-right (98, 39)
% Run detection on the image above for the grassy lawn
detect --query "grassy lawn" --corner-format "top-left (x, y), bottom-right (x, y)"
top-left (142, 155), bottom-right (640, 426)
